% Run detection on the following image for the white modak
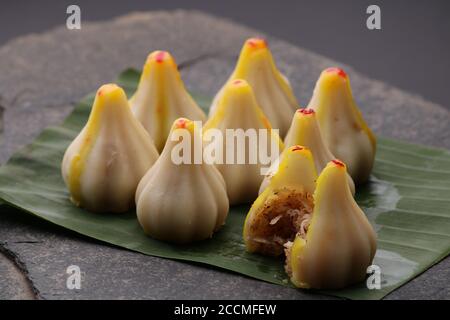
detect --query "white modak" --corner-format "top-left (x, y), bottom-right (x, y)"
top-left (62, 84), bottom-right (159, 213)
top-left (136, 118), bottom-right (229, 244)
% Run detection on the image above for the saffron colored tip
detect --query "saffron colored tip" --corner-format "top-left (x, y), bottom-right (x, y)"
top-left (331, 159), bottom-right (345, 168)
top-left (97, 84), bottom-right (120, 97)
top-left (325, 67), bottom-right (347, 78)
top-left (155, 51), bottom-right (168, 63)
top-left (175, 119), bottom-right (188, 129)
top-left (297, 108), bottom-right (315, 115)
top-left (246, 37), bottom-right (267, 49)
top-left (291, 145), bottom-right (305, 152)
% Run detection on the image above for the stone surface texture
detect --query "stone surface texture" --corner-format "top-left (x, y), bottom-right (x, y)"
top-left (0, 10), bottom-right (449, 299)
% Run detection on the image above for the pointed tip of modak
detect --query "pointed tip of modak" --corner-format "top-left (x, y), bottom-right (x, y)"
top-left (226, 78), bottom-right (253, 95)
top-left (93, 84), bottom-right (128, 109)
top-left (245, 37), bottom-right (268, 50)
top-left (230, 78), bottom-right (247, 86)
top-left (331, 159), bottom-right (346, 169)
top-left (172, 117), bottom-right (197, 133)
top-left (220, 78), bottom-right (257, 108)
top-left (296, 108), bottom-right (315, 117)
top-left (282, 144), bottom-right (314, 163)
top-left (239, 37), bottom-right (271, 59)
top-left (288, 145), bottom-right (310, 156)
top-left (285, 145), bottom-right (315, 165)
top-left (319, 67), bottom-right (349, 87)
top-left (321, 159), bottom-right (348, 178)
top-left (146, 50), bottom-right (175, 65)
top-left (324, 67), bottom-right (347, 79)
top-left (142, 50), bottom-right (177, 75)
top-left (315, 159), bottom-right (353, 199)
top-left (290, 145), bottom-right (305, 152)
top-left (96, 83), bottom-right (126, 100)
top-left (289, 108), bottom-right (317, 134)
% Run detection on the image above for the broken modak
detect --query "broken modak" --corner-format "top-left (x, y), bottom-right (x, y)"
top-left (285, 160), bottom-right (377, 289)
top-left (244, 149), bottom-right (376, 289)
top-left (244, 146), bottom-right (317, 256)
top-left (61, 84), bottom-right (159, 213)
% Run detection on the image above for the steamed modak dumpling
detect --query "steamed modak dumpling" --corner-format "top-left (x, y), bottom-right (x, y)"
top-left (136, 118), bottom-right (229, 244)
top-left (244, 153), bottom-right (377, 289)
top-left (203, 79), bottom-right (283, 205)
top-left (209, 38), bottom-right (298, 136)
top-left (282, 108), bottom-right (355, 195)
top-left (244, 146), bottom-right (317, 256)
top-left (308, 68), bottom-right (376, 184)
top-left (61, 84), bottom-right (159, 213)
top-left (130, 50), bottom-right (206, 152)
top-left (285, 160), bottom-right (377, 289)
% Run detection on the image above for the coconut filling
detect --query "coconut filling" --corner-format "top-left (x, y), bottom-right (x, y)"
top-left (247, 187), bottom-right (314, 274)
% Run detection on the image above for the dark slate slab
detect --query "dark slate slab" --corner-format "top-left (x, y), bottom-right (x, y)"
top-left (0, 10), bottom-right (449, 300)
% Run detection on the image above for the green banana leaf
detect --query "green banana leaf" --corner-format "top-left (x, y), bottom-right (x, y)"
top-left (0, 68), bottom-right (449, 300)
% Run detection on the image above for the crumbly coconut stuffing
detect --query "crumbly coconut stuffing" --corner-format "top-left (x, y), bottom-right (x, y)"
top-left (283, 211), bottom-right (312, 277)
top-left (247, 187), bottom-right (313, 257)
top-left (284, 241), bottom-right (294, 277)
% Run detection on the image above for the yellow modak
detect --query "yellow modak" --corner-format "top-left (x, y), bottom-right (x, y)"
top-left (136, 118), bottom-right (229, 244)
top-left (130, 50), bottom-right (206, 152)
top-left (286, 160), bottom-right (376, 289)
top-left (308, 68), bottom-right (376, 184)
top-left (203, 79), bottom-right (283, 205)
top-left (281, 108), bottom-right (355, 195)
top-left (62, 84), bottom-right (159, 213)
top-left (244, 147), bottom-right (376, 289)
top-left (209, 38), bottom-right (298, 137)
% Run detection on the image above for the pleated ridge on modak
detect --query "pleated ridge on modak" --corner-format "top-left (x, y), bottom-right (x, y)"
top-left (203, 79), bottom-right (283, 205)
top-left (308, 68), bottom-right (376, 184)
top-left (209, 38), bottom-right (298, 137)
top-left (136, 118), bottom-right (229, 244)
top-left (130, 50), bottom-right (206, 152)
top-left (62, 84), bottom-right (159, 213)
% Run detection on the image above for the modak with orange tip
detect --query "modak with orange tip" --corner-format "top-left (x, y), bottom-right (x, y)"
top-left (130, 50), bottom-right (206, 152)
top-left (209, 38), bottom-right (298, 136)
top-left (285, 160), bottom-right (376, 289)
top-left (282, 108), bottom-right (355, 195)
top-left (203, 79), bottom-right (283, 205)
top-left (308, 68), bottom-right (376, 184)
top-left (61, 84), bottom-right (159, 213)
top-left (136, 118), bottom-right (229, 244)
top-left (244, 153), bottom-right (376, 289)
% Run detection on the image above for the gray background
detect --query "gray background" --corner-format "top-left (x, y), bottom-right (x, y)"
top-left (1, 0), bottom-right (449, 110)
